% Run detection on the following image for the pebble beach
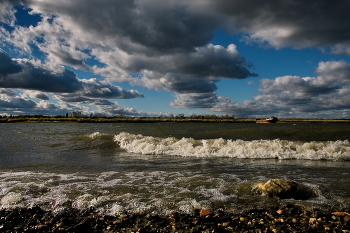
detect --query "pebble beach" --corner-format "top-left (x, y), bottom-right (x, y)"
top-left (1, 205), bottom-right (350, 232)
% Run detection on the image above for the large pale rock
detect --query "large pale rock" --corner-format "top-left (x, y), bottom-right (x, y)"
top-left (1, 192), bottom-right (23, 205)
top-left (256, 179), bottom-right (316, 200)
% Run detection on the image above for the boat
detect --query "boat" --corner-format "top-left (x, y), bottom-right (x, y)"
top-left (256, 116), bottom-right (278, 123)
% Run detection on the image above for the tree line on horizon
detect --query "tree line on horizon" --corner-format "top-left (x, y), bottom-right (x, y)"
top-left (0, 113), bottom-right (237, 119)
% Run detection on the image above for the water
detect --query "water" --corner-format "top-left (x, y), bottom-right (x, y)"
top-left (0, 122), bottom-right (350, 215)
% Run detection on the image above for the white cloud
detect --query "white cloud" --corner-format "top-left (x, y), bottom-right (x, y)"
top-left (0, 1), bottom-right (17, 26)
top-left (22, 90), bottom-right (49, 100)
top-left (170, 92), bottom-right (219, 109)
top-left (212, 61), bottom-right (350, 118)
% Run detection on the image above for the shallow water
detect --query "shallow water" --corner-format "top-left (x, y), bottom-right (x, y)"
top-left (0, 122), bottom-right (349, 215)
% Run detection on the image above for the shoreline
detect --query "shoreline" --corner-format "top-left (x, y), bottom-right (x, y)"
top-left (1, 205), bottom-right (349, 232)
top-left (1, 117), bottom-right (350, 124)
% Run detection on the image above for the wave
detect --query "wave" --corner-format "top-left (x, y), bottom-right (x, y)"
top-left (67, 132), bottom-right (120, 151)
top-left (0, 170), bottom-right (340, 215)
top-left (113, 132), bottom-right (350, 161)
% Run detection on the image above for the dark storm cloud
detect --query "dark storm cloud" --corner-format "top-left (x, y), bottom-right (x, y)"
top-left (58, 95), bottom-right (90, 103)
top-left (210, 0), bottom-right (350, 52)
top-left (0, 49), bottom-right (22, 75)
top-left (173, 45), bottom-right (257, 79)
top-left (150, 74), bottom-right (217, 94)
top-left (0, 97), bottom-right (37, 109)
top-left (35, 93), bottom-right (49, 100)
top-left (26, 0), bottom-right (220, 54)
top-left (127, 44), bottom-right (257, 79)
top-left (0, 60), bottom-right (83, 93)
top-left (25, 0), bottom-right (350, 54)
top-left (0, 50), bottom-right (82, 92)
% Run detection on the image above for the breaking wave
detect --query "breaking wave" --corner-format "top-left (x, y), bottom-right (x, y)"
top-left (113, 132), bottom-right (350, 161)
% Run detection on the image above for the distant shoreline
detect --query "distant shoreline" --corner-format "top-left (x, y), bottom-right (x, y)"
top-left (1, 117), bottom-right (350, 123)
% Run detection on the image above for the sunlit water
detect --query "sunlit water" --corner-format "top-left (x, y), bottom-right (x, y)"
top-left (0, 122), bottom-right (349, 215)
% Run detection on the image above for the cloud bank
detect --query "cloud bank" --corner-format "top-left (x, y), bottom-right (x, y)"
top-left (212, 61), bottom-right (350, 118)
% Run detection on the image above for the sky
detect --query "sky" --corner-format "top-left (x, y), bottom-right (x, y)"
top-left (1, 0), bottom-right (350, 119)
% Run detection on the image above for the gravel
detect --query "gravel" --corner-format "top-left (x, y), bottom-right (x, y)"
top-left (1, 205), bottom-right (350, 232)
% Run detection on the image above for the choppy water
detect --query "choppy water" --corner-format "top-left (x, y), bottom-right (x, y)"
top-left (0, 122), bottom-right (349, 215)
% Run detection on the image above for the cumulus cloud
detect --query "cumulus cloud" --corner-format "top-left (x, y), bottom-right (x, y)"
top-left (129, 44), bottom-right (257, 109)
top-left (0, 90), bottom-right (93, 116)
top-left (0, 49), bottom-right (144, 115)
top-left (212, 61), bottom-right (350, 118)
top-left (59, 79), bottom-right (144, 104)
top-left (80, 79), bottom-right (144, 99)
top-left (0, 50), bottom-right (143, 98)
top-left (44, 44), bottom-right (90, 70)
top-left (22, 90), bottom-right (49, 100)
top-left (117, 44), bottom-right (257, 79)
top-left (0, 95), bottom-right (37, 110)
top-left (96, 102), bottom-right (158, 117)
top-left (170, 92), bottom-right (219, 109)
top-left (255, 61), bottom-right (350, 102)
top-left (0, 58), bottom-right (83, 93)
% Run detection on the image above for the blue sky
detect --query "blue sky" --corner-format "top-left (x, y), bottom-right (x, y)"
top-left (1, 1), bottom-right (350, 118)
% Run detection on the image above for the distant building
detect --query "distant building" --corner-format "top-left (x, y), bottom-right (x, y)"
top-left (71, 112), bottom-right (82, 117)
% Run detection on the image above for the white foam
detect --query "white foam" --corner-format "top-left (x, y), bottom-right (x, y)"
top-left (87, 132), bottom-right (104, 139)
top-left (113, 132), bottom-right (350, 160)
top-left (0, 169), bottom-right (348, 214)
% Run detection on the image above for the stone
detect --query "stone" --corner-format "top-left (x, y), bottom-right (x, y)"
top-left (200, 209), bottom-right (213, 217)
top-left (257, 179), bottom-right (298, 198)
top-left (256, 179), bottom-right (316, 200)
top-left (1, 192), bottom-right (23, 205)
top-left (344, 215), bottom-right (350, 222)
top-left (332, 212), bottom-right (350, 216)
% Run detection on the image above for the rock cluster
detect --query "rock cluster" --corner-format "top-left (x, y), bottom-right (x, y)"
top-left (1, 205), bottom-right (350, 232)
